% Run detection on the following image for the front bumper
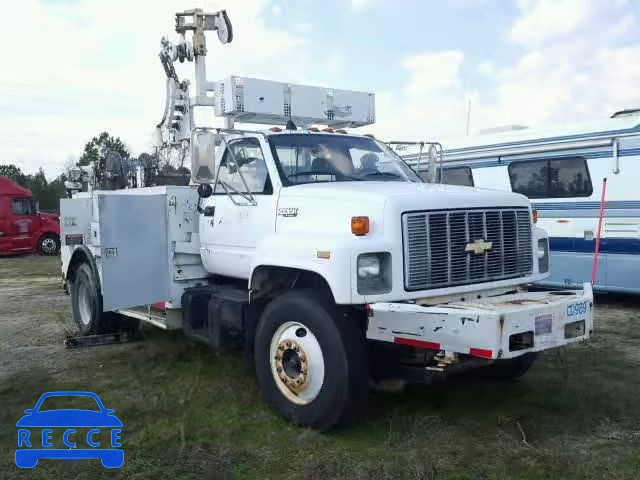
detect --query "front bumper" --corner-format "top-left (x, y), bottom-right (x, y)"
top-left (366, 283), bottom-right (593, 359)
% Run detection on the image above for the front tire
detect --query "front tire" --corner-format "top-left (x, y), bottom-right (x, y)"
top-left (254, 290), bottom-right (369, 431)
top-left (38, 234), bottom-right (60, 256)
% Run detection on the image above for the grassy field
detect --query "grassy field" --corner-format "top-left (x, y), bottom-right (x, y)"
top-left (1, 255), bottom-right (639, 479)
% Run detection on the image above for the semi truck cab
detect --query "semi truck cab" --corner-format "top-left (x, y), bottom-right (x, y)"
top-left (0, 176), bottom-right (60, 256)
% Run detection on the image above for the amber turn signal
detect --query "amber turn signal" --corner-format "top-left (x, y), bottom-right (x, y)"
top-left (351, 216), bottom-right (370, 236)
top-left (532, 208), bottom-right (538, 224)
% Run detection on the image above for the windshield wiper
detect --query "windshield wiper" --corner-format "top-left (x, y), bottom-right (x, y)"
top-left (360, 171), bottom-right (403, 180)
top-left (338, 174), bottom-right (364, 181)
top-left (286, 171), bottom-right (363, 183)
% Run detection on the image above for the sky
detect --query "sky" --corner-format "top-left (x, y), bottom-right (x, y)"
top-left (2, 0), bottom-right (640, 178)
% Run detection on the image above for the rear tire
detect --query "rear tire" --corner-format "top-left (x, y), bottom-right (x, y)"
top-left (254, 290), bottom-right (369, 431)
top-left (38, 234), bottom-right (60, 256)
top-left (481, 353), bottom-right (539, 381)
top-left (71, 263), bottom-right (138, 335)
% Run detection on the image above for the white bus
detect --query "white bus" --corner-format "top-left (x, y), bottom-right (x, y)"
top-left (404, 110), bottom-right (640, 294)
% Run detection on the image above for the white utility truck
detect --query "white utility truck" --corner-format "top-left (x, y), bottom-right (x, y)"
top-left (60, 9), bottom-right (593, 430)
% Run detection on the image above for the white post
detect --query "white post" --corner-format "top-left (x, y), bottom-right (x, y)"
top-left (136, 165), bottom-right (144, 187)
top-left (194, 56), bottom-right (208, 105)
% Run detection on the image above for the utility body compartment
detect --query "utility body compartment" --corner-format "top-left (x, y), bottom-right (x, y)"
top-left (60, 186), bottom-right (206, 312)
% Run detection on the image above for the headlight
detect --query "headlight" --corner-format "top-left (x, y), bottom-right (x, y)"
top-left (357, 253), bottom-right (391, 295)
top-left (358, 255), bottom-right (380, 277)
top-left (538, 238), bottom-right (549, 273)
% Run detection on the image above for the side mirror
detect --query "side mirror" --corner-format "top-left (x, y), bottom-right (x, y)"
top-left (197, 183), bottom-right (213, 199)
top-left (196, 183), bottom-right (213, 214)
top-left (191, 130), bottom-right (221, 184)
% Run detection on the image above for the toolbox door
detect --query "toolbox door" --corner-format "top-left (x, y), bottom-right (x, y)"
top-left (60, 197), bottom-right (93, 245)
top-left (98, 193), bottom-right (170, 311)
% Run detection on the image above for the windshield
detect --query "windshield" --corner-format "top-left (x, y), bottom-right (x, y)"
top-left (268, 134), bottom-right (422, 185)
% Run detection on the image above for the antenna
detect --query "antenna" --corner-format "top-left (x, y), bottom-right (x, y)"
top-left (465, 98), bottom-right (471, 136)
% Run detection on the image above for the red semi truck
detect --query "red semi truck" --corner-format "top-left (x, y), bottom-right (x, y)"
top-left (0, 176), bottom-right (60, 256)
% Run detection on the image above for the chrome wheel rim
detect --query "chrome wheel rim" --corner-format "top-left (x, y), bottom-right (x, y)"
top-left (41, 238), bottom-right (57, 254)
top-left (269, 321), bottom-right (324, 405)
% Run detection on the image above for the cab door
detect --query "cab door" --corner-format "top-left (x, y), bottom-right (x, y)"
top-left (199, 135), bottom-right (280, 279)
top-left (7, 197), bottom-right (37, 252)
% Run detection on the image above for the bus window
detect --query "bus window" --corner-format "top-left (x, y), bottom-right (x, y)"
top-left (439, 167), bottom-right (474, 187)
top-left (508, 157), bottom-right (592, 198)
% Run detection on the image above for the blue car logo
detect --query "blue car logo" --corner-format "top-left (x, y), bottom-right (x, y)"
top-left (15, 391), bottom-right (123, 468)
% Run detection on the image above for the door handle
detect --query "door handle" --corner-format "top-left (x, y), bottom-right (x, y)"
top-left (203, 206), bottom-right (216, 217)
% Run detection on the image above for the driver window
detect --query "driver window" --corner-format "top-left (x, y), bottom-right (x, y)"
top-left (11, 198), bottom-right (35, 215)
top-left (217, 138), bottom-right (272, 194)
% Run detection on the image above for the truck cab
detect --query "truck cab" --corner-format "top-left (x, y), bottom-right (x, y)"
top-left (197, 129), bottom-right (549, 303)
top-left (0, 176), bottom-right (60, 256)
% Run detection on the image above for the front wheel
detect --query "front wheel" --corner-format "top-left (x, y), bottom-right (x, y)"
top-left (38, 234), bottom-right (60, 256)
top-left (254, 290), bottom-right (369, 431)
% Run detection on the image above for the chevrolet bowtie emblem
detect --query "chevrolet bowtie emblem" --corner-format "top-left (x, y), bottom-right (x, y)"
top-left (465, 239), bottom-right (493, 255)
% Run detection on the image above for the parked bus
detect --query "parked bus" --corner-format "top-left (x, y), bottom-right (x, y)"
top-left (403, 110), bottom-right (640, 293)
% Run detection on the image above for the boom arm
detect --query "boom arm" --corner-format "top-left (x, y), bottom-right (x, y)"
top-left (156, 9), bottom-right (233, 146)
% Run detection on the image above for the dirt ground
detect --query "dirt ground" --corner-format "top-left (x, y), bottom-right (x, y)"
top-left (1, 255), bottom-right (639, 479)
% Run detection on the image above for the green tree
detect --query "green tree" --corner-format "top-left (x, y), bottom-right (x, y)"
top-left (0, 164), bottom-right (27, 186)
top-left (0, 164), bottom-right (66, 212)
top-left (78, 132), bottom-right (130, 168)
top-left (24, 168), bottom-right (49, 208)
top-left (36, 178), bottom-right (67, 212)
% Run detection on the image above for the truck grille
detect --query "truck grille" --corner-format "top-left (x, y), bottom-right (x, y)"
top-left (402, 208), bottom-right (533, 291)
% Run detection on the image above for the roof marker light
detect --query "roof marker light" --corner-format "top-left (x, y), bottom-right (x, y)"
top-left (322, 127), bottom-right (334, 133)
top-left (269, 126), bottom-right (282, 132)
top-left (308, 127), bottom-right (320, 132)
top-left (335, 129), bottom-right (347, 134)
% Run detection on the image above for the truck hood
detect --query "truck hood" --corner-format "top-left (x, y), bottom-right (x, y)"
top-left (275, 181), bottom-right (530, 239)
top-left (39, 212), bottom-right (59, 222)
top-left (279, 181), bottom-right (530, 209)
